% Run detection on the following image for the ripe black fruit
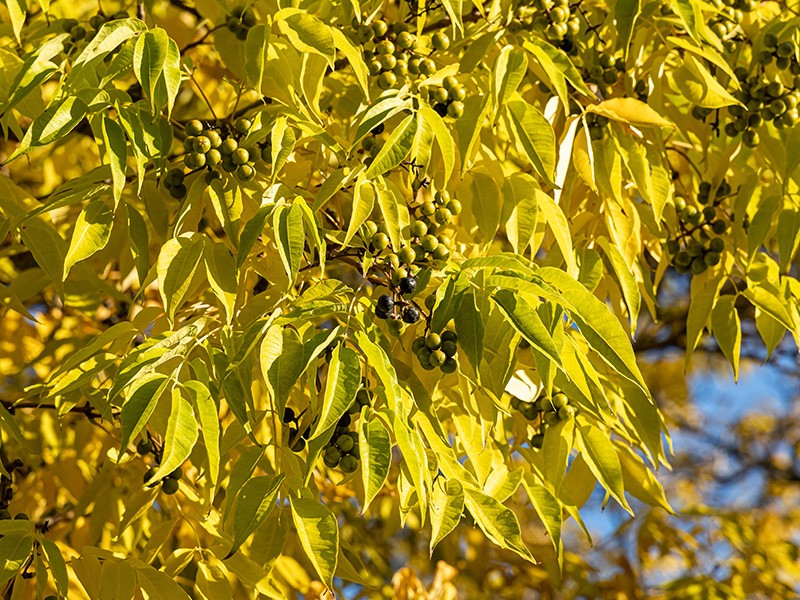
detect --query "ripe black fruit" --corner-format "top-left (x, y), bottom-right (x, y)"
top-left (399, 276), bottom-right (417, 295)
top-left (402, 306), bottom-right (421, 323)
top-left (377, 295), bottom-right (395, 312)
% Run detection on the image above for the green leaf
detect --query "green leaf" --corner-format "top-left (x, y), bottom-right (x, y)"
top-left (673, 54), bottom-right (740, 109)
top-left (290, 497), bottom-right (339, 589)
top-left (70, 18), bottom-right (148, 83)
top-left (157, 233), bottom-right (205, 323)
top-left (360, 411), bottom-right (391, 513)
top-left (237, 202), bottom-right (275, 269)
top-left (309, 345), bottom-right (361, 439)
top-left (353, 96), bottom-right (412, 147)
top-left (204, 240), bottom-right (238, 323)
top-left (616, 443), bottom-right (674, 514)
top-left (1, 36), bottom-right (63, 117)
top-left (777, 207), bottom-right (800, 272)
top-left (492, 290), bottom-right (561, 368)
top-left (133, 28), bottom-right (170, 115)
top-left (615, 0), bottom-right (640, 57)
top-left (275, 9), bottom-right (335, 66)
top-left (576, 425), bottom-right (632, 514)
top-left (125, 204), bottom-right (150, 283)
top-left (5, 0), bottom-right (25, 44)
top-left (685, 271), bottom-right (725, 363)
top-left (743, 282), bottom-right (794, 333)
top-left (4, 96), bottom-right (89, 163)
top-left (63, 199), bottom-right (114, 279)
top-left (330, 27), bottom-right (370, 98)
top-left (272, 201), bottom-right (304, 284)
top-left (454, 290), bottom-right (484, 370)
top-left (505, 100), bottom-right (556, 186)
top-left (0, 403), bottom-right (29, 450)
top-left (596, 236), bottom-right (640, 334)
top-left (41, 539), bottom-right (69, 597)
top-left (429, 479), bottom-right (464, 554)
top-left (588, 98), bottom-right (674, 128)
top-left (418, 105), bottom-right (455, 185)
top-left (163, 38), bottom-right (182, 118)
top-left (456, 95), bottom-right (491, 173)
top-left (463, 488), bottom-right (534, 563)
top-left (364, 113), bottom-right (417, 178)
top-left (259, 325), bottom-right (305, 413)
top-left (523, 40), bottom-right (593, 99)
top-left (146, 387), bottom-right (199, 484)
top-left (19, 218), bottom-right (67, 293)
top-left (119, 373), bottom-right (171, 452)
top-left (227, 474), bottom-right (284, 558)
top-left (0, 534), bottom-right (33, 586)
top-left (375, 178), bottom-right (411, 251)
top-left (100, 117), bottom-right (127, 204)
top-left (522, 474), bottom-right (563, 563)
top-left (493, 46), bottom-right (528, 112)
top-left (535, 266), bottom-right (649, 393)
top-left (502, 173), bottom-right (539, 255)
top-left (342, 174), bottom-right (375, 248)
top-left (441, 0), bottom-right (463, 33)
top-left (184, 381), bottom-right (221, 489)
top-left (245, 24), bottom-right (271, 94)
top-left (711, 295), bottom-right (741, 380)
top-left (534, 187), bottom-right (578, 275)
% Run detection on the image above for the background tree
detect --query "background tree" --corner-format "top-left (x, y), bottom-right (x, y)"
top-left (0, 0), bottom-right (799, 597)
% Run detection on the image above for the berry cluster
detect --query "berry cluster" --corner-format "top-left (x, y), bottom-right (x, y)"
top-left (512, 0), bottom-right (580, 46)
top-left (757, 34), bottom-right (800, 71)
top-left (411, 330), bottom-right (458, 373)
top-left (322, 384), bottom-right (372, 473)
top-left (583, 52), bottom-right (625, 97)
top-left (374, 274), bottom-right (421, 324)
top-left (666, 179), bottom-right (735, 275)
top-left (585, 112), bottom-right (610, 141)
top-left (357, 19), bottom-right (431, 90)
top-left (226, 6), bottom-right (256, 41)
top-left (165, 117), bottom-right (268, 198)
top-left (282, 408), bottom-right (310, 453)
top-left (139, 437), bottom-right (183, 495)
top-left (427, 75), bottom-right (466, 119)
top-left (511, 390), bottom-right (576, 449)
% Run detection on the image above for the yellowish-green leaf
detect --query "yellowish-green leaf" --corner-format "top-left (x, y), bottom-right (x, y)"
top-left (63, 199), bottom-right (114, 279)
top-left (309, 345), bottom-right (361, 439)
top-left (360, 410), bottom-right (391, 513)
top-left (290, 497), bottom-right (339, 589)
top-left (146, 388), bottom-right (199, 484)
top-left (588, 98), bottom-right (673, 128)
top-left (227, 474), bottom-right (284, 558)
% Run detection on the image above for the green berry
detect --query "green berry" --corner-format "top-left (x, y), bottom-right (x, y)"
top-left (236, 164), bottom-right (255, 181)
top-left (221, 138), bottom-right (238, 155)
top-left (232, 148), bottom-right (250, 165)
top-left (340, 455), bottom-right (359, 473)
top-left (431, 32), bottom-right (450, 51)
top-left (185, 119), bottom-right (204, 136)
top-left (161, 478), bottom-right (179, 495)
top-left (234, 117), bottom-right (252, 134)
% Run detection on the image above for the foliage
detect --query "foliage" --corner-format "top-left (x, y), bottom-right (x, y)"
top-left (0, 0), bottom-right (799, 596)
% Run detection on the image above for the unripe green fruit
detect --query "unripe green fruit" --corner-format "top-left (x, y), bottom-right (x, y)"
top-left (426, 333), bottom-right (442, 349)
top-left (419, 58), bottom-right (436, 76)
top-left (378, 71), bottom-right (397, 89)
top-left (710, 237), bottom-right (725, 253)
top-left (435, 207), bottom-right (453, 224)
top-left (165, 167), bottom-right (185, 186)
top-left (763, 33), bottom-right (778, 49)
top-left (336, 434), bottom-right (355, 452)
top-left (205, 149), bottom-right (222, 166)
top-left (291, 437), bottom-right (306, 452)
top-left (412, 337), bottom-right (426, 353)
top-left (372, 19), bottom-right (388, 37)
top-left (531, 433), bottom-right (544, 449)
top-left (221, 156), bottom-right (237, 172)
top-left (368, 59), bottom-right (383, 76)
top-left (340, 455), bottom-right (359, 473)
top-left (169, 184), bottom-right (188, 199)
top-left (379, 53), bottom-right (397, 71)
top-left (441, 357), bottom-right (457, 373)
top-left (410, 220), bottom-right (428, 237)
top-left (356, 25), bottom-right (374, 43)
top-left (552, 392), bottom-right (569, 409)
top-left (558, 405), bottom-right (576, 420)
top-left (193, 136), bottom-right (212, 153)
top-left (14, 513), bottom-right (29, 520)
top-left (371, 232), bottom-right (390, 251)
top-left (324, 445), bottom-right (342, 464)
top-left (386, 253), bottom-right (400, 269)
top-left (237, 164), bottom-right (255, 181)
top-left (429, 350), bottom-right (447, 367)
top-left (398, 246), bottom-right (417, 264)
top-left (232, 148), bottom-right (250, 165)
top-left (241, 9), bottom-right (256, 27)
top-left (421, 234), bottom-right (439, 252)
top-left (704, 251), bottom-right (721, 266)
top-left (261, 146), bottom-right (273, 162)
top-left (433, 87), bottom-right (449, 104)
top-left (234, 117), bottom-right (252, 134)
top-left (420, 201), bottom-right (436, 216)
top-left (544, 411), bottom-right (560, 425)
top-left (441, 340), bottom-right (457, 357)
top-left (185, 152), bottom-right (206, 169)
top-left (62, 18), bottom-right (79, 32)
top-left (70, 25), bottom-right (87, 41)
top-left (442, 330), bottom-right (458, 344)
top-left (185, 119), bottom-right (204, 136)
top-left (143, 466), bottom-right (158, 484)
top-left (375, 39), bottom-right (395, 55)
top-left (161, 477), bottom-right (179, 495)
top-left (221, 138), bottom-right (238, 155)
top-left (396, 31), bottom-right (416, 49)
top-left (432, 245), bottom-right (450, 261)
top-left (137, 439), bottom-right (153, 454)
top-left (743, 129), bottom-right (760, 148)
top-left (690, 257), bottom-right (708, 274)
top-left (450, 86), bottom-right (467, 102)
top-left (446, 101), bottom-right (464, 118)
top-left (674, 251), bottom-right (692, 267)
top-left (184, 136), bottom-right (197, 152)
top-left (431, 32), bottom-right (450, 51)
top-left (168, 466), bottom-right (183, 480)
